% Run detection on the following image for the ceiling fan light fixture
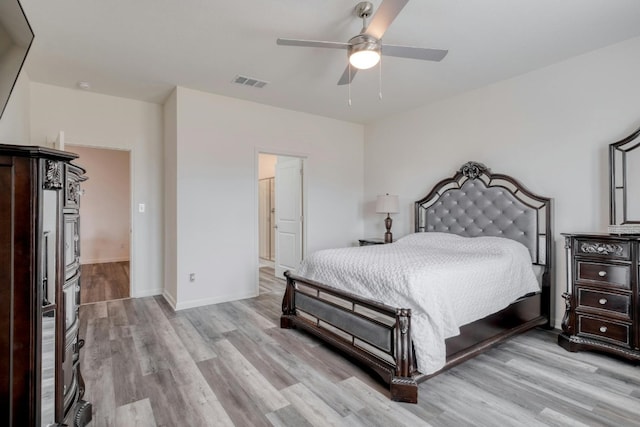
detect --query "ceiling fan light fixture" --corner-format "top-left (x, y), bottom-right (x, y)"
top-left (348, 35), bottom-right (381, 70)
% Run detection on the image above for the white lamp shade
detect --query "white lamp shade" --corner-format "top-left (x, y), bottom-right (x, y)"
top-left (349, 49), bottom-right (380, 70)
top-left (376, 194), bottom-right (399, 214)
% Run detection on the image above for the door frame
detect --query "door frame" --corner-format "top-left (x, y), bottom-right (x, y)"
top-left (254, 148), bottom-right (307, 293)
top-left (65, 143), bottom-right (134, 299)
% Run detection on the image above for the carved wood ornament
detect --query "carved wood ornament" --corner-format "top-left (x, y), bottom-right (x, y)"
top-left (68, 181), bottom-right (81, 204)
top-left (44, 160), bottom-right (63, 190)
top-left (580, 242), bottom-right (624, 257)
top-left (459, 161), bottom-right (488, 180)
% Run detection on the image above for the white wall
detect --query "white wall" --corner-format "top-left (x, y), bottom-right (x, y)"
top-left (30, 83), bottom-right (164, 298)
top-left (167, 87), bottom-right (364, 310)
top-left (69, 145), bottom-right (131, 264)
top-left (0, 71), bottom-right (30, 143)
top-left (363, 36), bottom-right (640, 328)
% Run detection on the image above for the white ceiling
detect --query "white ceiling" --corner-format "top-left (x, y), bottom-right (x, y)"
top-left (19, 0), bottom-right (640, 124)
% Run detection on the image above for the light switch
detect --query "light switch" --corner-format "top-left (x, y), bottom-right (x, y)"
top-left (138, 203), bottom-right (145, 213)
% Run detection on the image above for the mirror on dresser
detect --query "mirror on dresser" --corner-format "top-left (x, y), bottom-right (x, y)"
top-left (41, 189), bottom-right (58, 427)
top-left (609, 124), bottom-right (640, 231)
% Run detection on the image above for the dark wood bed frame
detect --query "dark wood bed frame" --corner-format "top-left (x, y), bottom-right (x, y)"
top-left (281, 161), bottom-right (553, 403)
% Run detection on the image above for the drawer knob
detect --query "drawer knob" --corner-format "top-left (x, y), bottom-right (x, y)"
top-left (599, 298), bottom-right (608, 305)
top-left (599, 326), bottom-right (608, 333)
top-left (598, 271), bottom-right (607, 277)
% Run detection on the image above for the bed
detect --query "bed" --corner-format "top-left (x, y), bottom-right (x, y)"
top-left (280, 161), bottom-right (553, 403)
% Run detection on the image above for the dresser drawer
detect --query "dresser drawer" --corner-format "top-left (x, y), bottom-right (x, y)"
top-left (577, 315), bottom-right (631, 347)
top-left (576, 261), bottom-right (630, 289)
top-left (576, 238), bottom-right (631, 260)
top-left (577, 288), bottom-right (631, 319)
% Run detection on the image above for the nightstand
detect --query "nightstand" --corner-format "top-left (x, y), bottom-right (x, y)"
top-left (558, 233), bottom-right (640, 362)
top-left (358, 238), bottom-right (385, 246)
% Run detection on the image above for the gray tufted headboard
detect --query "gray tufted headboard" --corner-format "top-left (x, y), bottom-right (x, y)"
top-left (415, 162), bottom-right (552, 268)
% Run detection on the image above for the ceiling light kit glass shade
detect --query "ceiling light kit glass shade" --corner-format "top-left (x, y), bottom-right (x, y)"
top-left (348, 35), bottom-right (381, 69)
top-left (376, 193), bottom-right (399, 243)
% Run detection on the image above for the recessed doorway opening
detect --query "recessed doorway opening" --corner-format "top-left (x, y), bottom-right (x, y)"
top-left (257, 152), bottom-right (305, 295)
top-left (67, 145), bottom-right (132, 304)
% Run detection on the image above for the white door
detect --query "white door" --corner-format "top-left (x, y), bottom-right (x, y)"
top-left (274, 157), bottom-right (303, 278)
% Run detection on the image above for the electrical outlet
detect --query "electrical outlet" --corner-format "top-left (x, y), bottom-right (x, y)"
top-left (189, 273), bottom-right (195, 282)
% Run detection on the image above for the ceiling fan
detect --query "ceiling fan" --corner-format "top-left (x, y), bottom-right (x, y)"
top-left (277, 0), bottom-right (448, 86)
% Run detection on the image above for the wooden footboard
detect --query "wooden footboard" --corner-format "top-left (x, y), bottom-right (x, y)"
top-left (281, 270), bottom-right (549, 403)
top-left (281, 271), bottom-right (421, 403)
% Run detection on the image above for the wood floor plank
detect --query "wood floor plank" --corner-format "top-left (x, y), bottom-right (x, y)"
top-left (121, 297), bottom-right (149, 325)
top-left (141, 369), bottom-right (186, 427)
top-left (107, 299), bottom-right (133, 340)
top-left (280, 383), bottom-right (346, 427)
top-left (224, 328), bottom-right (299, 390)
top-left (213, 338), bottom-right (289, 412)
top-left (226, 299), bottom-right (277, 329)
top-left (169, 315), bottom-right (218, 363)
top-left (110, 336), bottom-right (145, 407)
top-left (175, 378), bottom-right (235, 427)
top-left (80, 316), bottom-right (116, 426)
top-left (536, 407), bottom-right (592, 427)
top-left (504, 356), bottom-right (640, 417)
top-left (151, 300), bottom-right (212, 383)
top-left (197, 357), bottom-right (274, 427)
top-left (340, 377), bottom-right (433, 427)
top-left (129, 322), bottom-right (172, 376)
top-left (114, 398), bottom-right (157, 427)
top-left (265, 405), bottom-right (315, 427)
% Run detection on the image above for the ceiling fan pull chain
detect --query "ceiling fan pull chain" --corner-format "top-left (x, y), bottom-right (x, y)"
top-left (348, 65), bottom-right (352, 106)
top-left (379, 54), bottom-right (383, 100)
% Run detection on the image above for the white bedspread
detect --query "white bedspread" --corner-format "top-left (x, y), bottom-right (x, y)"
top-left (296, 232), bottom-right (540, 375)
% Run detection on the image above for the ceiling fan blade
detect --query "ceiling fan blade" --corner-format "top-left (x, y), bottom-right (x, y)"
top-left (382, 45), bottom-right (448, 61)
top-left (337, 65), bottom-right (358, 85)
top-left (277, 38), bottom-right (350, 50)
top-left (363, 0), bottom-right (409, 40)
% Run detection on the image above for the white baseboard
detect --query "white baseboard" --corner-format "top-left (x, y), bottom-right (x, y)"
top-left (162, 290), bottom-right (178, 310)
top-left (81, 257), bottom-right (130, 265)
top-left (174, 291), bottom-right (258, 311)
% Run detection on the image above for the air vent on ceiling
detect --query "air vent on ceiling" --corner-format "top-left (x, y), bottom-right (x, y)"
top-left (232, 74), bottom-right (268, 88)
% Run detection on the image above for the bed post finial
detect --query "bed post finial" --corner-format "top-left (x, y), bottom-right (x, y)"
top-left (459, 161), bottom-right (488, 180)
top-left (390, 308), bottom-right (418, 403)
top-left (281, 270), bottom-right (296, 329)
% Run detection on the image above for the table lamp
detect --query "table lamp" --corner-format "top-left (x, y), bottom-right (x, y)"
top-left (376, 194), bottom-right (399, 243)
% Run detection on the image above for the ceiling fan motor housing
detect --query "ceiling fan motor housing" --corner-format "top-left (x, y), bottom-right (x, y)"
top-left (355, 1), bottom-right (374, 19)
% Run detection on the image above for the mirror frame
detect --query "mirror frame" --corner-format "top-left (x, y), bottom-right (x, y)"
top-left (0, 0), bottom-right (34, 120)
top-left (609, 124), bottom-right (640, 225)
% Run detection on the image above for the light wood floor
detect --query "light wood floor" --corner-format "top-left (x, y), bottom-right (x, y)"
top-left (81, 261), bottom-right (130, 304)
top-left (79, 267), bottom-right (640, 426)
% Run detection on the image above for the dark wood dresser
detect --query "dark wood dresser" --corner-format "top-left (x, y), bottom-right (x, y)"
top-left (559, 233), bottom-right (640, 361)
top-left (0, 144), bottom-right (91, 426)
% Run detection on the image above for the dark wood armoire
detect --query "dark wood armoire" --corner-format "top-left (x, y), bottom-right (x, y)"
top-left (0, 143), bottom-right (91, 426)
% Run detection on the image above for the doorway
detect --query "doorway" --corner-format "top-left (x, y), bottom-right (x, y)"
top-left (67, 145), bottom-right (132, 304)
top-left (257, 153), bottom-right (304, 294)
